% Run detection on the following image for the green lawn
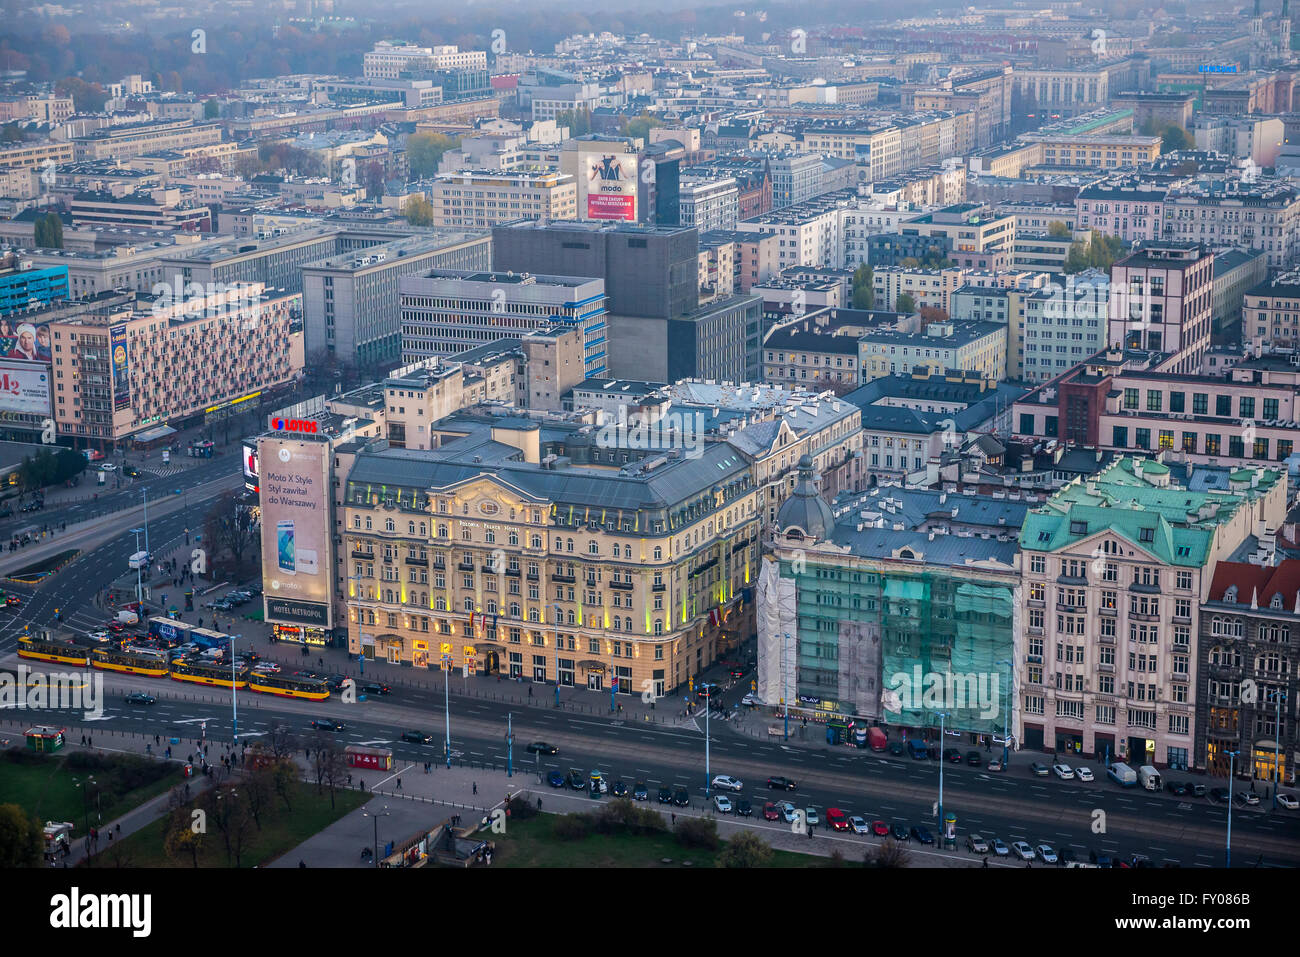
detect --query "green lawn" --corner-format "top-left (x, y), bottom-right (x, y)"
top-left (0, 748), bottom-right (180, 834)
top-left (102, 780), bottom-right (368, 867)
top-left (495, 813), bottom-right (827, 868)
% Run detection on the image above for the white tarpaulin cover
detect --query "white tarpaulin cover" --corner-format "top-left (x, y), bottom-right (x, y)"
top-left (756, 556), bottom-right (797, 706)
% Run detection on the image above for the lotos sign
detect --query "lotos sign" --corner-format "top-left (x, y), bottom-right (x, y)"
top-left (271, 418), bottom-right (318, 433)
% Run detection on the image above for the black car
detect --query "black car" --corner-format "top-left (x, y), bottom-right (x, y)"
top-left (326, 674), bottom-right (349, 691)
top-left (966, 750), bottom-right (983, 767)
top-left (888, 741), bottom-right (906, 757)
top-left (672, 787), bottom-right (690, 807)
top-left (1165, 780), bottom-right (1188, 796)
top-left (1089, 848), bottom-right (1113, 867)
top-left (611, 780), bottom-right (629, 797)
top-left (124, 692), bottom-right (156, 705)
top-left (1188, 783), bottom-right (1208, 798)
top-left (911, 826), bottom-right (935, 845)
top-left (695, 683), bottom-right (721, 699)
top-left (311, 719), bottom-right (344, 732)
top-left (1058, 847), bottom-right (1077, 865)
top-left (657, 787), bottom-right (673, 804)
top-left (567, 770), bottom-right (586, 791)
top-left (891, 823), bottom-right (909, 841)
top-left (633, 782), bottom-right (649, 801)
top-left (943, 748), bottom-right (963, 763)
top-left (1209, 787), bottom-right (1231, 803)
top-left (735, 799), bottom-right (753, 817)
top-left (766, 775), bottom-right (798, 790)
top-left (526, 741), bottom-right (559, 755)
top-left (400, 730), bottom-right (432, 743)
top-left (360, 683), bottom-right (391, 696)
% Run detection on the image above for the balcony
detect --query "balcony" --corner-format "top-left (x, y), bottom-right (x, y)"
top-left (458, 561), bottom-right (475, 572)
top-left (351, 550), bottom-right (375, 560)
top-left (609, 580), bottom-right (634, 591)
top-left (404, 556), bottom-right (427, 567)
top-left (652, 583), bottom-right (666, 592)
top-left (550, 573), bottom-right (575, 583)
top-left (1056, 602), bottom-right (1087, 614)
top-left (1098, 605), bottom-right (1117, 617)
top-left (1128, 610), bottom-right (1159, 622)
top-left (505, 568), bottom-right (521, 578)
top-left (1098, 632), bottom-right (1116, 645)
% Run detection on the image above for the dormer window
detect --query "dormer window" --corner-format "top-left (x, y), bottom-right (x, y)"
top-left (1271, 593), bottom-right (1284, 610)
top-left (1224, 585), bottom-right (1238, 603)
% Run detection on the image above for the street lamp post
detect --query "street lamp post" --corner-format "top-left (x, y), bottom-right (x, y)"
top-left (1226, 750), bottom-right (1239, 869)
top-left (550, 603), bottom-right (562, 708)
top-left (1272, 690), bottom-right (1286, 810)
top-left (73, 776), bottom-right (94, 866)
top-left (705, 688), bottom-right (711, 797)
top-left (363, 805), bottom-right (389, 869)
top-left (782, 632), bottom-right (792, 741)
top-left (936, 712), bottom-right (948, 843)
top-left (442, 653), bottom-right (451, 768)
top-left (506, 712), bottom-right (513, 778)
top-left (998, 657), bottom-right (1014, 769)
top-left (229, 633), bottom-right (241, 745)
top-left (142, 487), bottom-right (149, 557)
top-left (131, 527), bottom-right (145, 607)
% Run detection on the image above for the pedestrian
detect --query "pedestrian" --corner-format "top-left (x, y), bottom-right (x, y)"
top-left (115, 823), bottom-right (120, 836)
top-left (80, 734), bottom-right (86, 746)
top-left (348, 774), bottom-right (352, 786)
top-left (671, 813), bottom-right (676, 825)
top-left (155, 734), bottom-right (160, 745)
top-left (360, 779), bottom-right (365, 791)
top-left (396, 777), bottom-right (402, 790)
top-left (188, 754), bottom-right (193, 764)
top-left (527, 686), bottom-right (532, 698)
top-left (87, 736), bottom-right (92, 748)
top-left (982, 857), bottom-right (989, 868)
top-left (472, 781), bottom-right (477, 795)
top-left (537, 797), bottom-right (542, 810)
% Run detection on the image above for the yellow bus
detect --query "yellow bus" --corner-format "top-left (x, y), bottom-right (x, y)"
top-left (248, 670), bottom-right (330, 701)
top-left (17, 636), bottom-right (90, 667)
top-left (91, 646), bottom-right (169, 678)
top-left (168, 656), bottom-right (248, 689)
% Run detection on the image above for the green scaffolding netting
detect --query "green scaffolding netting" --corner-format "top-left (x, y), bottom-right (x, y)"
top-left (781, 561), bottom-right (1016, 735)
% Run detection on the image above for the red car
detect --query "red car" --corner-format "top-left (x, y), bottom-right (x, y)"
top-left (763, 802), bottom-right (781, 821)
top-left (872, 820), bottom-right (890, 836)
top-left (826, 807), bottom-right (849, 831)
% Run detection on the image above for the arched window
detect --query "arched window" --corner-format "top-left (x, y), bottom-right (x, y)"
top-left (436, 597), bottom-right (447, 611)
top-left (408, 521), bottom-right (415, 534)
top-left (463, 597), bottom-right (474, 612)
top-left (385, 518), bottom-right (395, 533)
top-left (653, 618), bottom-right (663, 636)
top-left (653, 546), bottom-right (662, 561)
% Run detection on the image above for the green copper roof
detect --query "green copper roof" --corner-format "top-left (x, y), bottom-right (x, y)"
top-left (1018, 456), bottom-right (1281, 566)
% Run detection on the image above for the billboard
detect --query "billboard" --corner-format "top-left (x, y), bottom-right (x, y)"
top-left (0, 319), bottom-right (52, 362)
top-left (0, 359), bottom-right (51, 415)
top-left (584, 153), bottom-right (637, 221)
top-left (242, 442), bottom-right (259, 493)
top-left (258, 436), bottom-right (332, 629)
top-left (110, 324), bottom-right (131, 412)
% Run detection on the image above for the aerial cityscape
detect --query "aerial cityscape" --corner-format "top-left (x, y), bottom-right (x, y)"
top-left (0, 0), bottom-right (1296, 912)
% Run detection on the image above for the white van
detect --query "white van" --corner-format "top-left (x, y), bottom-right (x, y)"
top-left (1138, 765), bottom-right (1162, 791)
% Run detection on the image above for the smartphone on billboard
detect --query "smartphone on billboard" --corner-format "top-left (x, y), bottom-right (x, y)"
top-left (276, 520), bottom-right (296, 574)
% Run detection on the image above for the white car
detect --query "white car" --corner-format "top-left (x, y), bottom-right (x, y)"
top-left (740, 692), bottom-right (759, 706)
top-left (1036, 843), bottom-right (1058, 864)
top-left (1011, 840), bottom-right (1035, 861)
top-left (713, 794), bottom-right (733, 814)
top-left (967, 833), bottom-right (990, 854)
top-left (804, 807), bottom-right (820, 826)
top-left (849, 815), bottom-right (870, 834)
top-left (1052, 763), bottom-right (1075, 780)
top-left (1277, 792), bottom-right (1299, 809)
top-left (87, 631), bottom-right (111, 643)
top-left (1075, 766), bottom-right (1094, 782)
top-left (991, 837), bottom-right (1010, 857)
top-left (779, 801), bottom-right (799, 823)
top-left (711, 774), bottom-right (744, 792)
top-left (99, 463), bottom-right (117, 472)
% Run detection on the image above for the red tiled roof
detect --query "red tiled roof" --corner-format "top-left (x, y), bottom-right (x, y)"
top-left (1208, 559), bottom-right (1300, 608)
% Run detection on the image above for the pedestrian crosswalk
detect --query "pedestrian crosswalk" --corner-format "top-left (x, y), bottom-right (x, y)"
top-left (139, 464), bottom-right (188, 478)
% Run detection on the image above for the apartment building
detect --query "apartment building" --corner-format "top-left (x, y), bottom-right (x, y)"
top-left (72, 121), bottom-right (224, 163)
top-left (0, 93), bottom-right (74, 125)
top-left (760, 466), bottom-right (1021, 732)
top-left (1109, 243), bottom-right (1214, 373)
top-left (871, 264), bottom-right (970, 313)
top-left (429, 169), bottom-right (578, 227)
top-left (337, 413), bottom-right (759, 693)
top-left (0, 261), bottom-right (68, 316)
top-left (159, 227), bottom-right (347, 296)
top-left (364, 42), bottom-right (487, 79)
top-left (1012, 349), bottom-right (1300, 468)
top-left (1198, 560), bottom-right (1299, 782)
top-left (1015, 274), bottom-right (1109, 383)
top-left (1021, 134), bottom-right (1162, 171)
top-left (398, 269), bottom-right (607, 377)
top-left (1014, 67), bottom-right (1112, 117)
top-left (735, 189), bottom-right (858, 272)
top-left (1074, 178), bottom-right (1170, 244)
top-left (1243, 273), bottom-right (1300, 351)
top-left (68, 189), bottom-right (211, 233)
top-left (677, 176), bottom-right (739, 233)
top-left (302, 231), bottom-right (492, 371)
top-left (761, 308), bottom-right (893, 388)
top-left (858, 320), bottom-right (1006, 383)
top-left (1161, 180), bottom-right (1300, 270)
top-left (0, 140), bottom-right (74, 172)
top-left (899, 203), bottom-right (1015, 254)
top-left (1017, 456), bottom-right (1286, 769)
top-left (47, 282), bottom-right (304, 446)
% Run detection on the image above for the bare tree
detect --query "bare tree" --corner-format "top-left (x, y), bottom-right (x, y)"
top-left (203, 490), bottom-right (259, 575)
top-left (271, 759), bottom-right (297, 813)
top-left (205, 784), bottom-right (254, 867)
top-left (312, 736), bottom-right (346, 809)
top-left (243, 766), bottom-right (274, 830)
